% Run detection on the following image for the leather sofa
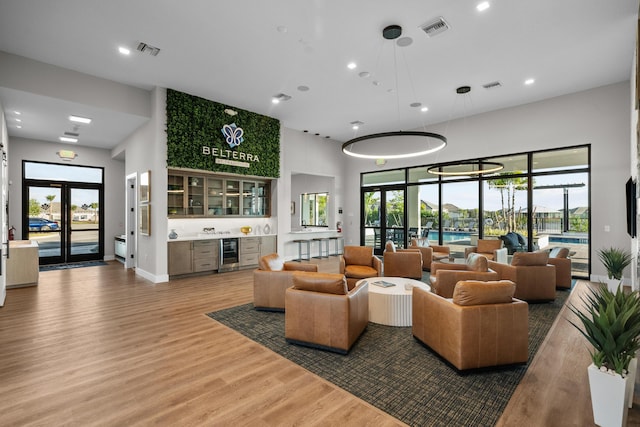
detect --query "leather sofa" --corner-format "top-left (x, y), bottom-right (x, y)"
top-left (543, 247), bottom-right (572, 289)
top-left (285, 271), bottom-right (369, 354)
top-left (409, 237), bottom-right (450, 271)
top-left (340, 245), bottom-right (382, 289)
top-left (429, 253), bottom-right (499, 298)
top-left (413, 279), bottom-right (529, 370)
top-left (253, 253), bottom-right (318, 311)
top-left (464, 239), bottom-right (508, 263)
top-left (488, 251), bottom-right (556, 301)
top-left (383, 240), bottom-right (423, 279)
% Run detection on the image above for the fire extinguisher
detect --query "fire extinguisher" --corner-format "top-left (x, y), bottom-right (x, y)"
top-left (8, 225), bottom-right (15, 240)
top-left (336, 221), bottom-right (342, 233)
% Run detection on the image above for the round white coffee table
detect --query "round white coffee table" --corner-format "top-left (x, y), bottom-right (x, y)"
top-left (359, 277), bottom-right (431, 327)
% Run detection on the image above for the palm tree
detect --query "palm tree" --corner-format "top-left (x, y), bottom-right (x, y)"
top-left (487, 174), bottom-right (528, 232)
top-left (90, 202), bottom-right (99, 223)
top-left (45, 194), bottom-right (56, 220)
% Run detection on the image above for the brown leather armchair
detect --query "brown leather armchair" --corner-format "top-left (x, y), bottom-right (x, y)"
top-left (429, 253), bottom-right (499, 298)
top-left (545, 247), bottom-right (571, 289)
top-left (488, 251), bottom-right (556, 302)
top-left (409, 238), bottom-right (450, 271)
top-left (383, 240), bottom-right (423, 279)
top-left (285, 271), bottom-right (369, 354)
top-left (340, 246), bottom-right (382, 289)
top-left (464, 239), bottom-right (508, 263)
top-left (413, 280), bottom-right (529, 370)
top-left (253, 253), bottom-right (318, 311)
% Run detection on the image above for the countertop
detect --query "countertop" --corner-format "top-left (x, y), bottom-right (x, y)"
top-left (289, 229), bottom-right (340, 234)
top-left (167, 233), bottom-right (276, 242)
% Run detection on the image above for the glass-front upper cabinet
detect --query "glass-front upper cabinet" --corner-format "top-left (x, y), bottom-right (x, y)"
top-left (187, 176), bottom-right (205, 215)
top-left (167, 170), bottom-right (270, 217)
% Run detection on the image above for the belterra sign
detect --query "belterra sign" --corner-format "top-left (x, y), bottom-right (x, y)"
top-left (201, 122), bottom-right (260, 168)
top-left (166, 88), bottom-right (280, 178)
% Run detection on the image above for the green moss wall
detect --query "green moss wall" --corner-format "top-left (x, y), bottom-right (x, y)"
top-left (166, 89), bottom-right (280, 178)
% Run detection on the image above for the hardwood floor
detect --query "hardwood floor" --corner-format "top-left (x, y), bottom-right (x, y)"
top-left (0, 260), bottom-right (638, 426)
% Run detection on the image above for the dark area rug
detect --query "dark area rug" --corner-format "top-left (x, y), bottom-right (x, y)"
top-left (39, 260), bottom-right (108, 272)
top-left (207, 288), bottom-right (570, 426)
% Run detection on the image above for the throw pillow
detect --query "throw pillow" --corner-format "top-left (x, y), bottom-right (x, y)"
top-left (385, 240), bottom-right (397, 252)
top-left (453, 280), bottom-right (515, 306)
top-left (466, 253), bottom-right (489, 271)
top-left (267, 256), bottom-right (285, 271)
top-left (292, 272), bottom-right (347, 295)
top-left (259, 253), bottom-right (280, 271)
top-left (414, 238), bottom-right (430, 247)
top-left (511, 251), bottom-right (549, 266)
top-left (548, 247), bottom-right (570, 258)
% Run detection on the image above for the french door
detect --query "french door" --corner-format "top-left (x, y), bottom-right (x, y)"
top-left (362, 186), bottom-right (406, 255)
top-left (24, 181), bottom-right (103, 265)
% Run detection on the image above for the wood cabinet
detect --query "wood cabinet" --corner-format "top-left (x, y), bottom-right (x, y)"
top-left (193, 239), bottom-right (219, 272)
top-left (260, 235), bottom-right (276, 257)
top-left (168, 170), bottom-right (270, 218)
top-left (168, 241), bottom-right (193, 276)
top-left (240, 237), bottom-right (260, 267)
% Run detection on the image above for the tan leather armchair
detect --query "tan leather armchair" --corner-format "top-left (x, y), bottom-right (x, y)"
top-left (383, 241), bottom-right (423, 279)
top-left (409, 238), bottom-right (450, 271)
top-left (545, 247), bottom-right (572, 289)
top-left (464, 239), bottom-right (508, 264)
top-left (488, 251), bottom-right (556, 302)
top-left (429, 253), bottom-right (499, 298)
top-left (413, 280), bottom-right (529, 370)
top-left (285, 271), bottom-right (369, 354)
top-left (340, 246), bottom-right (382, 289)
top-left (253, 253), bottom-right (318, 311)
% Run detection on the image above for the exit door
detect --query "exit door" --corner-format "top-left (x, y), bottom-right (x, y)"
top-left (24, 183), bottom-right (103, 265)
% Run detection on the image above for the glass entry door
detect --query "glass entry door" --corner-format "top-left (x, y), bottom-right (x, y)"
top-left (25, 182), bottom-right (103, 265)
top-left (362, 187), bottom-right (406, 255)
top-left (26, 185), bottom-right (63, 263)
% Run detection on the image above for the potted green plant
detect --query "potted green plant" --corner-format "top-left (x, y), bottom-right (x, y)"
top-left (568, 285), bottom-right (640, 426)
top-left (597, 247), bottom-right (632, 292)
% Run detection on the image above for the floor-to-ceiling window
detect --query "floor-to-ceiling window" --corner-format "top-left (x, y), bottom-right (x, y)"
top-left (360, 145), bottom-right (590, 278)
top-left (23, 161), bottom-right (104, 265)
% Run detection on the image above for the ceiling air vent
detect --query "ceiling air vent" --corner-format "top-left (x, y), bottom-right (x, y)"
top-left (420, 17), bottom-right (450, 37)
top-left (137, 42), bottom-right (161, 56)
top-left (482, 81), bottom-right (502, 89)
top-left (64, 131), bottom-right (80, 137)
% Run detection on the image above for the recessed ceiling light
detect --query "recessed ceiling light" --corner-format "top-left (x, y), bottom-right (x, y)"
top-left (59, 136), bottom-right (78, 143)
top-left (276, 25), bottom-right (288, 33)
top-left (372, 81), bottom-right (381, 86)
top-left (14, 111), bottom-right (21, 115)
top-left (16, 125), bottom-right (22, 129)
top-left (421, 107), bottom-right (429, 112)
top-left (477, 2), bottom-right (490, 11)
top-left (297, 85), bottom-right (310, 92)
top-left (358, 71), bottom-right (371, 78)
top-left (69, 115), bottom-right (92, 124)
top-left (271, 98), bottom-right (280, 104)
top-left (397, 37), bottom-right (413, 47)
top-left (118, 46), bottom-right (131, 55)
top-left (524, 78), bottom-right (535, 85)
top-left (350, 120), bottom-right (364, 130)
top-left (15, 118), bottom-right (21, 122)
top-left (271, 93), bottom-right (291, 104)
top-left (347, 62), bottom-right (357, 70)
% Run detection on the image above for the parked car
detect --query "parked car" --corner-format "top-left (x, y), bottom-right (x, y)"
top-left (29, 217), bottom-right (59, 231)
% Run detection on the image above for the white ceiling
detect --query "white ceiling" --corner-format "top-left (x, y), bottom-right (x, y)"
top-left (0, 0), bottom-right (637, 150)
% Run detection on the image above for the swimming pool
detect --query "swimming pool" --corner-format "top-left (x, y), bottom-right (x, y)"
top-left (427, 231), bottom-right (471, 243)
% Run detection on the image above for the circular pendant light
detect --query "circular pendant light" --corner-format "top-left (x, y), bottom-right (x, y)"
top-left (426, 160), bottom-right (504, 176)
top-left (342, 25), bottom-right (447, 160)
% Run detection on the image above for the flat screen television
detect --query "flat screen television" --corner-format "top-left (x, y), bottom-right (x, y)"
top-left (625, 177), bottom-right (636, 238)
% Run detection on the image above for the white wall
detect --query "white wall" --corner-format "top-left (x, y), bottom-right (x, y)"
top-left (8, 137), bottom-right (126, 258)
top-left (277, 127), bottom-right (345, 260)
top-left (115, 87), bottom-right (168, 283)
top-left (342, 82), bottom-right (631, 280)
top-left (0, 100), bottom-right (8, 306)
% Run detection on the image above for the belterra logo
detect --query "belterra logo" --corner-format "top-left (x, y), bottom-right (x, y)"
top-left (200, 122), bottom-right (259, 167)
top-left (221, 123), bottom-right (244, 148)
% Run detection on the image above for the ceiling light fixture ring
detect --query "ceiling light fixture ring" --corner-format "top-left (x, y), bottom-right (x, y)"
top-left (426, 160), bottom-right (504, 176)
top-left (342, 131), bottom-right (447, 160)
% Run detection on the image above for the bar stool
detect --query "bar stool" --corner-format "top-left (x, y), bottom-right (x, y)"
top-left (293, 239), bottom-right (311, 262)
top-left (328, 236), bottom-right (344, 256)
top-left (312, 237), bottom-right (330, 258)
